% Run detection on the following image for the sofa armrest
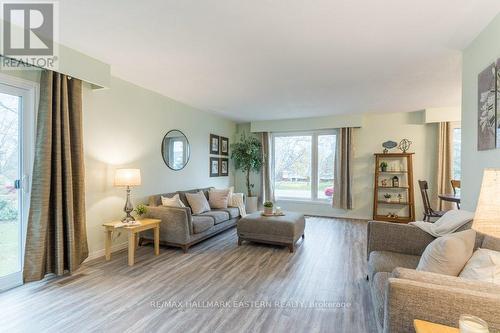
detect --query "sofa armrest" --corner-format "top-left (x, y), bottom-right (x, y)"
top-left (146, 206), bottom-right (193, 243)
top-left (367, 221), bottom-right (435, 260)
top-left (385, 278), bottom-right (500, 333)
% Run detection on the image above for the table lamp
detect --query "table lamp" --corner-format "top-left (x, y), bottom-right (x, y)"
top-left (473, 168), bottom-right (500, 239)
top-left (114, 168), bottom-right (141, 223)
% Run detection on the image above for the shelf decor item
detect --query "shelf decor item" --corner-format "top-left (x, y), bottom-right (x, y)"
top-left (380, 161), bottom-right (388, 172)
top-left (114, 168), bottom-right (142, 224)
top-left (373, 153), bottom-right (415, 223)
top-left (398, 139), bottom-right (412, 153)
top-left (263, 201), bottom-right (274, 215)
top-left (382, 140), bottom-right (398, 153)
top-left (392, 176), bottom-right (399, 187)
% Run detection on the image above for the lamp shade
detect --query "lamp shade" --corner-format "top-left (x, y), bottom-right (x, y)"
top-left (114, 168), bottom-right (141, 187)
top-left (472, 169), bottom-right (500, 238)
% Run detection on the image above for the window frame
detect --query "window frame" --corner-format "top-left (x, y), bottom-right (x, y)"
top-left (271, 129), bottom-right (337, 203)
top-left (450, 121), bottom-right (461, 181)
top-left (0, 73), bottom-right (38, 291)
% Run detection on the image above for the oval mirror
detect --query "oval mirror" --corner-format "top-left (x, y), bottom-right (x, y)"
top-left (161, 130), bottom-right (190, 170)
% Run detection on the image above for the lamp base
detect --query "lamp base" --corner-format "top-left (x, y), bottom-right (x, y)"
top-left (121, 213), bottom-right (136, 224)
top-left (121, 186), bottom-right (136, 224)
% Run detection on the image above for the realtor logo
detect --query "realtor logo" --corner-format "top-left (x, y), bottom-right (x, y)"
top-left (1, 1), bottom-right (58, 69)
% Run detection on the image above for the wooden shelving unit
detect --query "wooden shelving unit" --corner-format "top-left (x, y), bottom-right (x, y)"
top-left (373, 153), bottom-right (415, 223)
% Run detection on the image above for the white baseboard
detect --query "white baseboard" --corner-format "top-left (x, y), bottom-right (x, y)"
top-left (85, 242), bottom-right (128, 262)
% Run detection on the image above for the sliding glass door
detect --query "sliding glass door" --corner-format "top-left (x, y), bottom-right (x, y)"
top-left (0, 77), bottom-right (35, 291)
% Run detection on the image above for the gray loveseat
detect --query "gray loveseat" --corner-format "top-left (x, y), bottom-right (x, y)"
top-left (367, 221), bottom-right (500, 333)
top-left (141, 187), bottom-right (241, 252)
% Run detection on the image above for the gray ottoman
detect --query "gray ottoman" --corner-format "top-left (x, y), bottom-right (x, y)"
top-left (237, 211), bottom-right (305, 252)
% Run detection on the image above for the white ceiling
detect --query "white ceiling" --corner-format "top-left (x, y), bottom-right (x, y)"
top-left (59, 1), bottom-right (500, 122)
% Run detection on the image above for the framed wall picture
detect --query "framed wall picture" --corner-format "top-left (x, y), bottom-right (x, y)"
top-left (478, 63), bottom-right (496, 151)
top-left (497, 58), bottom-right (500, 148)
top-left (210, 134), bottom-right (220, 155)
top-left (210, 157), bottom-right (220, 177)
top-left (220, 136), bottom-right (229, 156)
top-left (219, 158), bottom-right (228, 176)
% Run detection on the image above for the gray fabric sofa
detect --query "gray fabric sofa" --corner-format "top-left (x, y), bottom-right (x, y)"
top-left (141, 187), bottom-right (240, 252)
top-left (367, 221), bottom-right (500, 333)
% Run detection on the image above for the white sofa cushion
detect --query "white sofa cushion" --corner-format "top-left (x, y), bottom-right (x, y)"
top-left (161, 194), bottom-right (185, 208)
top-left (459, 248), bottom-right (500, 284)
top-left (417, 229), bottom-right (476, 276)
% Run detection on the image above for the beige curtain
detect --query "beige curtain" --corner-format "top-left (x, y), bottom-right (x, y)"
top-left (24, 70), bottom-right (88, 282)
top-left (333, 128), bottom-right (353, 209)
top-left (260, 132), bottom-right (274, 204)
top-left (437, 122), bottom-right (453, 211)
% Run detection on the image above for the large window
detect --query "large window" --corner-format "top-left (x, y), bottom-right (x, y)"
top-left (273, 131), bottom-right (336, 202)
top-left (451, 123), bottom-right (461, 180)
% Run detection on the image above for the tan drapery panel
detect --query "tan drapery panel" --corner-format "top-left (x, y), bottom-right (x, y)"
top-left (260, 132), bottom-right (274, 204)
top-left (24, 70), bottom-right (88, 282)
top-left (437, 122), bottom-right (453, 211)
top-left (333, 128), bottom-right (353, 209)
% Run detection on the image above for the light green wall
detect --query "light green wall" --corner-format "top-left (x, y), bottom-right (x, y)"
top-left (0, 69), bottom-right (237, 257)
top-left (461, 13), bottom-right (500, 211)
top-left (238, 111), bottom-right (438, 220)
top-left (83, 77), bottom-right (237, 256)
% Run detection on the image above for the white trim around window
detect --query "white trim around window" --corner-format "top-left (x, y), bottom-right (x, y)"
top-left (271, 129), bottom-right (337, 203)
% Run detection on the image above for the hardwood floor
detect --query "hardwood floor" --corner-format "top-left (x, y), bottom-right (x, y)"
top-left (0, 217), bottom-right (376, 333)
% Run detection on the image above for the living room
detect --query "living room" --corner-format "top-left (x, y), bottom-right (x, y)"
top-left (0, 1), bottom-right (500, 333)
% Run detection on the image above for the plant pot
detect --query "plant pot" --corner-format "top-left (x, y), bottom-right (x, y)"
top-left (246, 196), bottom-right (258, 213)
top-left (381, 167), bottom-right (387, 172)
top-left (385, 198), bottom-right (391, 203)
top-left (264, 207), bottom-right (273, 215)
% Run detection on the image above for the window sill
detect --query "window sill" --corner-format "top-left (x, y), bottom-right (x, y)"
top-left (275, 198), bottom-right (332, 206)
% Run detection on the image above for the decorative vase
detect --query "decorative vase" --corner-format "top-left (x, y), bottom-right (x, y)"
top-left (264, 206), bottom-right (273, 215)
top-left (246, 196), bottom-right (258, 213)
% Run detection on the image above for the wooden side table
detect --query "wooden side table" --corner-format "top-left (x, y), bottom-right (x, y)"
top-left (103, 218), bottom-right (161, 266)
top-left (414, 320), bottom-right (459, 333)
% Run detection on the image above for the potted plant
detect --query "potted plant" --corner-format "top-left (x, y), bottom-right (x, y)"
top-left (380, 161), bottom-right (388, 172)
top-left (231, 133), bottom-right (262, 213)
top-left (397, 193), bottom-right (403, 203)
top-left (134, 204), bottom-right (147, 219)
top-left (384, 193), bottom-right (392, 203)
top-left (263, 201), bottom-right (273, 215)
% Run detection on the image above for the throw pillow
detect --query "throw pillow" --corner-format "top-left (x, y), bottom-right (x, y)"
top-left (431, 210), bottom-right (475, 235)
top-left (185, 191), bottom-right (211, 214)
top-left (417, 229), bottom-right (476, 276)
top-left (209, 188), bottom-right (230, 209)
top-left (161, 194), bottom-right (185, 208)
top-left (459, 248), bottom-right (500, 284)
